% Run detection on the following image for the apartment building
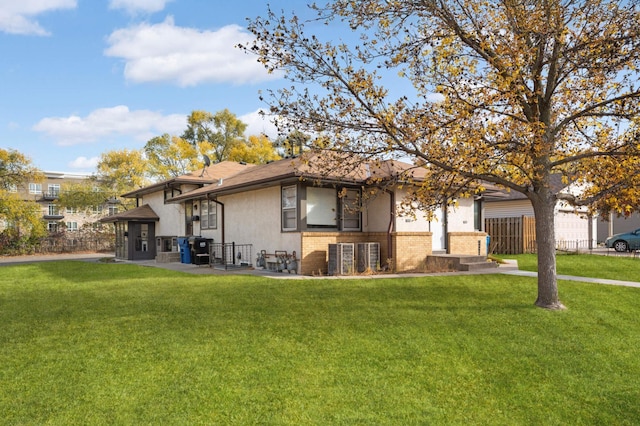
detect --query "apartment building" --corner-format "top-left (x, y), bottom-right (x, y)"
top-left (12, 171), bottom-right (116, 232)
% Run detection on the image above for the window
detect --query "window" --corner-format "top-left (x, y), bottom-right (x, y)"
top-left (48, 204), bottom-right (60, 216)
top-left (200, 199), bottom-right (217, 229)
top-left (341, 189), bottom-right (361, 231)
top-left (48, 184), bottom-right (60, 197)
top-left (282, 185), bottom-right (297, 230)
top-left (66, 222), bottom-right (78, 231)
top-left (29, 183), bottom-right (42, 194)
top-left (47, 221), bottom-right (59, 232)
top-left (108, 205), bottom-right (118, 216)
top-left (66, 206), bottom-right (77, 214)
top-left (307, 187), bottom-right (337, 228)
top-left (91, 205), bottom-right (103, 214)
top-left (282, 185), bottom-right (361, 232)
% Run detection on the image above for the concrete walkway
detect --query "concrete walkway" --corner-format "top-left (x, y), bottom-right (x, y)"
top-left (500, 269), bottom-right (640, 288)
top-left (1, 252), bottom-right (639, 288)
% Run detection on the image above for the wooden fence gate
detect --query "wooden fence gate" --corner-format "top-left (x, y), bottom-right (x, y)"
top-left (485, 216), bottom-right (536, 254)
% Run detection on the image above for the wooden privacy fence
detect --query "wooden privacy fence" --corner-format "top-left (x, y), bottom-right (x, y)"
top-left (485, 216), bottom-right (536, 254)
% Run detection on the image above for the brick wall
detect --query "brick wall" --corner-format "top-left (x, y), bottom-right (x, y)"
top-left (448, 232), bottom-right (489, 255)
top-left (391, 232), bottom-right (433, 272)
top-left (300, 231), bottom-right (432, 275)
top-left (300, 232), bottom-right (388, 275)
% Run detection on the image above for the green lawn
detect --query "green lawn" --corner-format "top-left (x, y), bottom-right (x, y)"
top-left (500, 253), bottom-right (640, 282)
top-left (1, 260), bottom-right (639, 425)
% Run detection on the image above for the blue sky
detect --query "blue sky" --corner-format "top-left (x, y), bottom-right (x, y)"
top-left (0, 0), bottom-right (318, 173)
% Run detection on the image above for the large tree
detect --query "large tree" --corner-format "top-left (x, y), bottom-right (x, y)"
top-left (95, 149), bottom-right (149, 210)
top-left (246, 0), bottom-right (640, 309)
top-left (228, 134), bottom-right (282, 163)
top-left (181, 109), bottom-right (248, 163)
top-left (144, 133), bottom-right (204, 180)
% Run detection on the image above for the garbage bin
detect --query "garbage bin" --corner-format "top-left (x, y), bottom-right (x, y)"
top-left (177, 237), bottom-right (191, 264)
top-left (486, 235), bottom-right (491, 255)
top-left (193, 237), bottom-right (210, 265)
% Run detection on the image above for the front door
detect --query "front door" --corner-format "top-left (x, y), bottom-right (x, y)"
top-left (430, 206), bottom-right (446, 252)
top-left (129, 222), bottom-right (156, 260)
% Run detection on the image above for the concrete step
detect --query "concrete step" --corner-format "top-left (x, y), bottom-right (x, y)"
top-left (458, 261), bottom-right (499, 271)
top-left (426, 254), bottom-right (497, 272)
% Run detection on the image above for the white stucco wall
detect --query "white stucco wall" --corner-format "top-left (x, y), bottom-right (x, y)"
top-left (216, 187), bottom-right (301, 258)
top-left (386, 189), bottom-right (476, 250)
top-left (446, 197), bottom-right (476, 232)
top-left (140, 191), bottom-right (184, 236)
top-left (363, 191), bottom-right (392, 232)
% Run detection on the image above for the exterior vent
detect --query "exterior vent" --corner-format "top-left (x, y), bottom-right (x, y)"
top-left (357, 242), bottom-right (380, 272)
top-left (328, 243), bottom-right (355, 275)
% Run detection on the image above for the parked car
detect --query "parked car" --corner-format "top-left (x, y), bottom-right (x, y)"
top-left (605, 228), bottom-right (640, 252)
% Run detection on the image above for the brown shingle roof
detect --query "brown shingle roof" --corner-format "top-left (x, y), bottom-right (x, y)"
top-left (99, 204), bottom-right (159, 223)
top-left (168, 154), bottom-right (428, 203)
top-left (121, 161), bottom-right (255, 198)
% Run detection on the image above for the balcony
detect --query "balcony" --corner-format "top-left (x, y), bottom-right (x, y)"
top-left (43, 214), bottom-right (64, 220)
top-left (40, 191), bottom-right (60, 201)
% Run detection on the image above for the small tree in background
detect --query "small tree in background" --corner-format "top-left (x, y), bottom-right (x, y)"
top-left (0, 148), bottom-right (47, 254)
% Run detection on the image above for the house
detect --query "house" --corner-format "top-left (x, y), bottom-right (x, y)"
top-left (103, 155), bottom-right (490, 274)
top-left (100, 161), bottom-right (254, 261)
top-left (483, 175), bottom-right (598, 253)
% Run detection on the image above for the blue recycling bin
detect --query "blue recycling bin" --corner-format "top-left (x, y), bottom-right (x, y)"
top-left (178, 237), bottom-right (191, 264)
top-left (486, 235), bottom-right (491, 255)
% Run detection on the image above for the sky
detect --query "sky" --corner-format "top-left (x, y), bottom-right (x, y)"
top-left (0, 0), bottom-right (322, 173)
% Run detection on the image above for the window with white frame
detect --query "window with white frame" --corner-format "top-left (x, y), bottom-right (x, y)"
top-left (48, 204), bottom-right (60, 216)
top-left (282, 185), bottom-right (297, 230)
top-left (48, 184), bottom-right (60, 197)
top-left (200, 199), bottom-right (217, 229)
top-left (29, 183), bottom-right (42, 194)
top-left (108, 205), bottom-right (118, 216)
top-left (66, 206), bottom-right (77, 214)
top-left (66, 222), bottom-right (78, 231)
top-left (91, 205), bottom-right (103, 214)
top-left (48, 221), bottom-right (59, 232)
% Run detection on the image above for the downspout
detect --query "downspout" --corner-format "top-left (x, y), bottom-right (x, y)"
top-left (443, 202), bottom-right (449, 253)
top-left (385, 189), bottom-right (395, 268)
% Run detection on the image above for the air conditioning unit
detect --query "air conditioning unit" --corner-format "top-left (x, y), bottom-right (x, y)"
top-left (328, 243), bottom-right (355, 275)
top-left (357, 242), bottom-right (380, 273)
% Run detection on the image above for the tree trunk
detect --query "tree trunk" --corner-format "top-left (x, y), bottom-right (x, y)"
top-left (530, 192), bottom-right (565, 310)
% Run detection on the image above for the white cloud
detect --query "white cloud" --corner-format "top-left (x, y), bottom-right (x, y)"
top-left (68, 156), bottom-right (99, 169)
top-left (104, 16), bottom-right (280, 87)
top-left (0, 0), bottom-right (77, 36)
top-left (33, 105), bottom-right (186, 146)
top-left (240, 109), bottom-right (279, 140)
top-left (108, 0), bottom-right (172, 14)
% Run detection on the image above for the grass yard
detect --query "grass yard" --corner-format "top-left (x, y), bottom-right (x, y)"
top-left (501, 253), bottom-right (640, 282)
top-left (1, 260), bottom-right (639, 424)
